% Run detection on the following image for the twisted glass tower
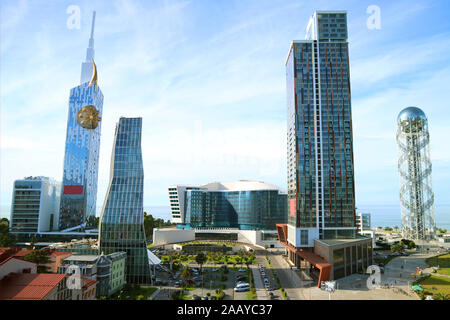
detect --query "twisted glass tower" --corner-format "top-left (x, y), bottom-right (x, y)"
top-left (397, 107), bottom-right (435, 240)
top-left (59, 11), bottom-right (103, 231)
top-left (99, 118), bottom-right (151, 285)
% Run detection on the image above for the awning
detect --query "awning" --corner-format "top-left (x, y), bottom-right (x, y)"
top-left (147, 249), bottom-right (161, 265)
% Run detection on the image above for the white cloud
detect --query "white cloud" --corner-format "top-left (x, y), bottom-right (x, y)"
top-left (1, 0), bottom-right (450, 219)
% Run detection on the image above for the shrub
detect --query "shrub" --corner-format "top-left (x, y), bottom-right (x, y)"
top-left (215, 288), bottom-right (225, 300)
top-left (171, 290), bottom-right (184, 300)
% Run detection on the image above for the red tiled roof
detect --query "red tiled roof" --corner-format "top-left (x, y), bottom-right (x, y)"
top-left (0, 248), bottom-right (20, 264)
top-left (0, 256), bottom-right (17, 266)
top-left (50, 251), bottom-right (72, 257)
top-left (13, 249), bottom-right (34, 258)
top-left (0, 273), bottom-right (67, 300)
top-left (82, 279), bottom-right (97, 290)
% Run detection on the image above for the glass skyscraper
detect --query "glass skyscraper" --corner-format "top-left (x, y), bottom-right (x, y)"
top-left (286, 11), bottom-right (356, 247)
top-left (99, 118), bottom-right (151, 285)
top-left (171, 181), bottom-right (287, 230)
top-left (59, 12), bottom-right (103, 231)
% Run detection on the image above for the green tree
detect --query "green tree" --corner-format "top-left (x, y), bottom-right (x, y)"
top-left (391, 242), bottom-right (405, 253)
top-left (400, 239), bottom-right (416, 249)
top-left (143, 212), bottom-right (176, 241)
top-left (432, 293), bottom-right (450, 300)
top-left (180, 266), bottom-right (193, 280)
top-left (23, 250), bottom-right (51, 273)
top-left (0, 220), bottom-right (15, 247)
top-left (195, 252), bottom-right (207, 275)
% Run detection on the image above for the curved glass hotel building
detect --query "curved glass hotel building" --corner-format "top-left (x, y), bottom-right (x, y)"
top-left (169, 181), bottom-right (287, 230)
top-left (99, 117), bottom-right (151, 285)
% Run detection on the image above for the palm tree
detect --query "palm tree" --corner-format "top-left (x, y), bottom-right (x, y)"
top-left (180, 266), bottom-right (193, 281)
top-left (195, 253), bottom-right (207, 275)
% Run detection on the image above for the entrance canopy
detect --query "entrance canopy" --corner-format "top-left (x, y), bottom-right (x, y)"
top-left (276, 224), bottom-right (331, 288)
top-left (147, 249), bottom-right (161, 265)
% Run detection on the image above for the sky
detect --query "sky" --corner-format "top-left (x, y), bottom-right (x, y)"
top-left (1, 0), bottom-right (450, 219)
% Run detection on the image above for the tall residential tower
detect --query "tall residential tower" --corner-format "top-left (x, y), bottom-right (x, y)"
top-left (59, 12), bottom-right (104, 231)
top-left (277, 11), bottom-right (372, 286)
top-left (285, 10), bottom-right (356, 246)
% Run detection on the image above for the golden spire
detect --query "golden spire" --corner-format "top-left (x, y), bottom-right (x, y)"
top-left (88, 59), bottom-right (98, 88)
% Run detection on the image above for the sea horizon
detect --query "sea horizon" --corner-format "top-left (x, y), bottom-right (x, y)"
top-left (1, 204), bottom-right (449, 230)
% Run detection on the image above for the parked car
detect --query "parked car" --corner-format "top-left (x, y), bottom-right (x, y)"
top-left (192, 276), bottom-right (204, 282)
top-left (234, 283), bottom-right (251, 292)
top-left (269, 292), bottom-right (275, 299)
top-left (174, 282), bottom-right (181, 288)
top-left (202, 296), bottom-right (209, 300)
top-left (236, 281), bottom-right (247, 286)
top-left (264, 278), bottom-right (269, 284)
top-left (192, 295), bottom-right (201, 300)
top-left (238, 268), bottom-right (246, 272)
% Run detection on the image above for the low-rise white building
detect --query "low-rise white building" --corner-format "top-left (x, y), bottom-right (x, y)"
top-left (10, 176), bottom-right (61, 235)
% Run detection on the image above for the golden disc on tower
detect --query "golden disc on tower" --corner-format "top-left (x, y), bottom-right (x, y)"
top-left (76, 105), bottom-right (101, 129)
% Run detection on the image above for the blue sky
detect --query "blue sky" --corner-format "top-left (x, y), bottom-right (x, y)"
top-left (1, 0), bottom-right (450, 218)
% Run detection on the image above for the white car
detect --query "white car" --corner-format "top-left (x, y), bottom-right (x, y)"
top-left (234, 283), bottom-right (251, 292)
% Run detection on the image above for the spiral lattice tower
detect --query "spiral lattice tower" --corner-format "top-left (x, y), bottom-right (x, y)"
top-left (397, 106), bottom-right (435, 240)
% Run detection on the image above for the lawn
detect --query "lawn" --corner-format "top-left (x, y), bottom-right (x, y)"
top-left (426, 253), bottom-right (450, 267)
top-left (436, 267), bottom-right (450, 276)
top-left (246, 291), bottom-right (257, 300)
top-left (373, 255), bottom-right (398, 266)
top-left (110, 285), bottom-right (158, 300)
top-left (158, 254), bottom-right (256, 266)
top-left (415, 274), bottom-right (450, 296)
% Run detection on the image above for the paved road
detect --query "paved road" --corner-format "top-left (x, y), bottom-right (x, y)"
top-left (382, 253), bottom-right (436, 290)
top-left (250, 264), bottom-right (268, 300)
top-left (265, 254), bottom-right (307, 300)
